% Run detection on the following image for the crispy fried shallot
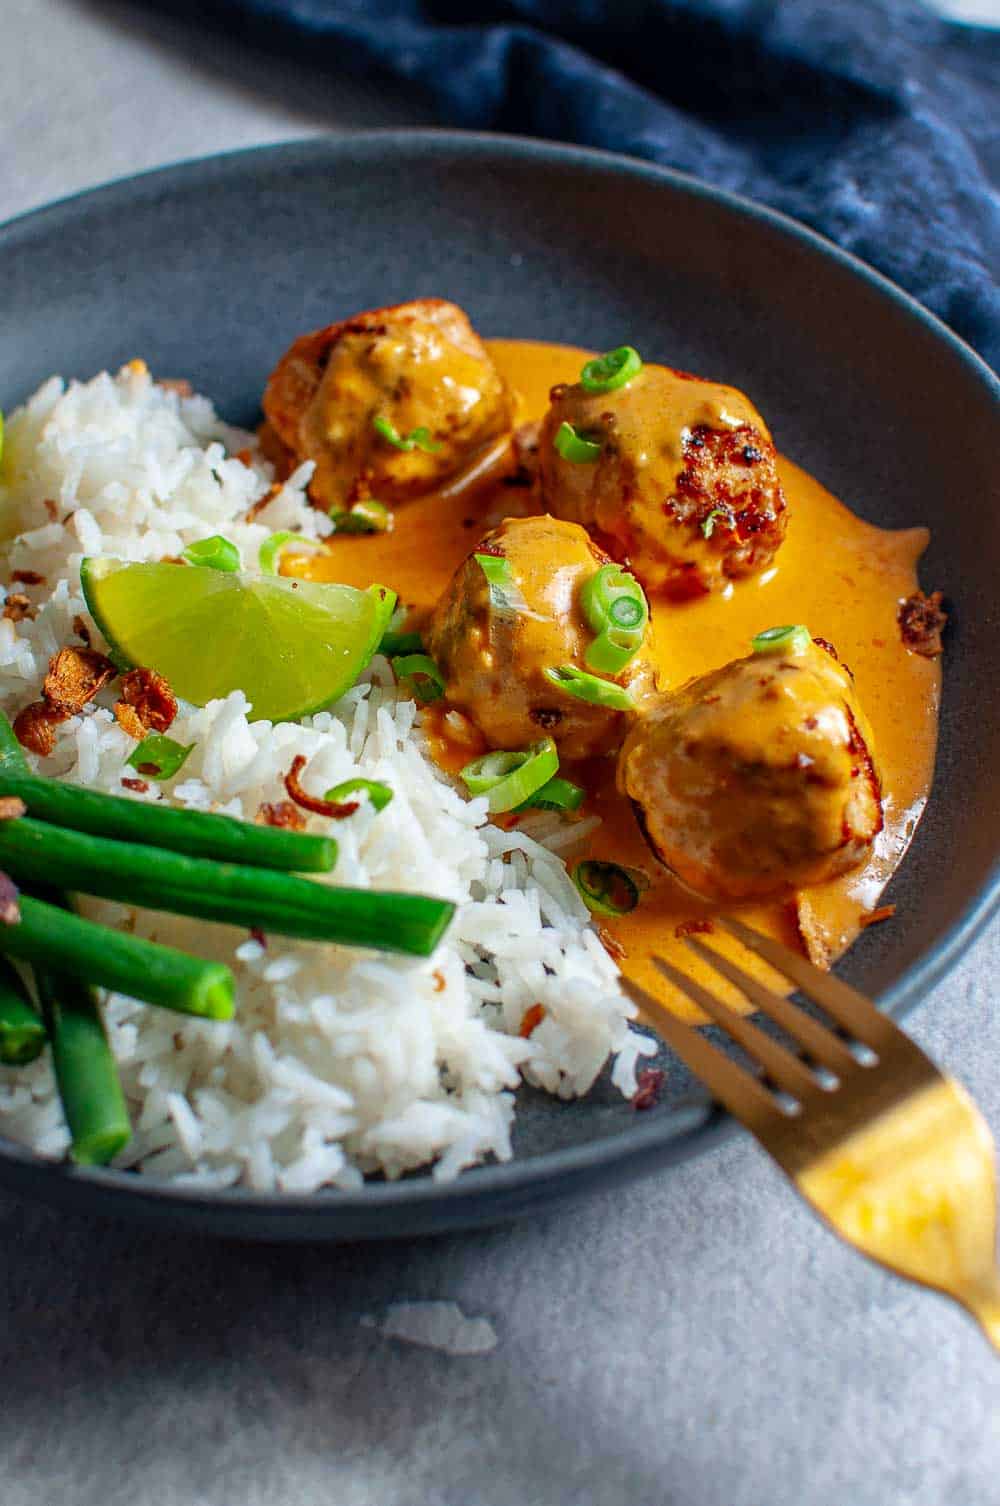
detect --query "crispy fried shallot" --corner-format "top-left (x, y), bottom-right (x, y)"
top-left (632, 1068), bottom-right (665, 1111)
top-left (43, 646), bottom-right (116, 714)
top-left (13, 700), bottom-right (68, 756)
top-left (257, 799), bottom-right (307, 831)
top-left (283, 755), bottom-right (359, 819)
top-left (898, 589), bottom-right (947, 658)
top-left (2, 594), bottom-right (35, 623)
top-left (118, 667), bottom-right (177, 733)
top-left (860, 903), bottom-right (897, 929)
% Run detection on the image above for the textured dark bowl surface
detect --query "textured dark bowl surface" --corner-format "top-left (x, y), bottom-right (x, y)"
top-left (1, 132), bottom-right (997, 1240)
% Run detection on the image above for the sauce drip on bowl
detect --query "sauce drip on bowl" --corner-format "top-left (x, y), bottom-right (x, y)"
top-left (290, 340), bottom-right (940, 1021)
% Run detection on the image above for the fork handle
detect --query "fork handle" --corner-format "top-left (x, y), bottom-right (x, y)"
top-left (961, 1275), bottom-right (1000, 1353)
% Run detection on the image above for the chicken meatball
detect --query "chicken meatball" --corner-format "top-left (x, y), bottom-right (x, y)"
top-left (262, 299), bottom-right (514, 511)
top-left (428, 515), bottom-right (655, 760)
top-left (538, 358), bottom-right (787, 599)
top-left (618, 632), bottom-right (882, 901)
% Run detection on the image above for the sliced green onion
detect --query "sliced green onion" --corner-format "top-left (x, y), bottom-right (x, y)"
top-left (330, 499), bottom-right (392, 534)
top-left (475, 553), bottom-right (512, 589)
top-left (182, 535), bottom-right (240, 572)
top-left (554, 422), bottom-right (602, 464)
top-left (580, 346), bottom-right (642, 394)
top-left (701, 507), bottom-right (732, 540)
top-left (544, 665), bottom-right (634, 711)
top-left (580, 565), bottom-right (648, 673)
top-left (517, 776), bottom-right (585, 813)
top-left (474, 551), bottom-right (535, 619)
top-left (393, 653), bottom-right (445, 704)
top-left (580, 565), bottom-right (647, 636)
top-left (127, 735), bottom-right (194, 781)
top-left (373, 416), bottom-right (441, 453)
top-left (379, 629), bottom-right (424, 656)
top-left (751, 624), bottom-right (811, 657)
top-left (378, 605), bottom-right (421, 657)
top-left (259, 531), bottom-right (324, 575)
top-left (609, 595), bottom-right (644, 630)
top-left (586, 628), bottom-right (641, 676)
top-left (573, 859), bottom-right (640, 916)
top-left (460, 738), bottom-right (559, 814)
top-left (325, 778), bottom-right (393, 813)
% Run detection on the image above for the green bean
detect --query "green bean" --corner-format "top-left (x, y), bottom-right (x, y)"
top-left (0, 894), bottom-right (234, 1019)
top-left (35, 967), bottom-right (130, 1165)
top-left (0, 715), bottom-right (337, 873)
top-left (0, 957), bottom-right (46, 1066)
top-left (0, 819), bottom-right (453, 957)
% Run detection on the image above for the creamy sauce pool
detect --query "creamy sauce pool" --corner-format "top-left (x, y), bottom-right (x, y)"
top-left (291, 340), bottom-right (940, 1022)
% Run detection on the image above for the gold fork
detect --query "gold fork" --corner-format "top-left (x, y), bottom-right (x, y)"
top-left (620, 915), bottom-right (1000, 1350)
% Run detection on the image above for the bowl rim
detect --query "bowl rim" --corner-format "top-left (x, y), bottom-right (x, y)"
top-left (1, 128), bottom-right (997, 1230)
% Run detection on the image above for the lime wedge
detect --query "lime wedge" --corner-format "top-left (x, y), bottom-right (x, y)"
top-left (81, 558), bottom-right (396, 723)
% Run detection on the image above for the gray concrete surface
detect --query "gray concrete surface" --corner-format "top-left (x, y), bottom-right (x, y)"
top-left (2, 5), bottom-right (999, 1503)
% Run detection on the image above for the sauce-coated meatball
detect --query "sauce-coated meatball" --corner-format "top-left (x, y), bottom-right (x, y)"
top-left (428, 515), bottom-right (654, 760)
top-left (618, 636), bottom-right (882, 901)
top-left (262, 299), bottom-right (514, 511)
top-left (538, 362), bottom-right (787, 599)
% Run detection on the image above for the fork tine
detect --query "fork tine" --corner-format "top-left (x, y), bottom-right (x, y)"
top-left (650, 955), bottom-right (822, 1102)
top-left (681, 934), bottom-right (859, 1076)
top-left (618, 974), bottom-right (785, 1135)
top-left (718, 915), bottom-right (894, 1049)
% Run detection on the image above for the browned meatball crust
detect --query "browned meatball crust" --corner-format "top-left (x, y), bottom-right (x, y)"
top-left (538, 362), bottom-right (787, 599)
top-left (262, 299), bottom-right (514, 511)
top-left (428, 515), bottom-right (655, 760)
top-left (618, 636), bottom-right (882, 902)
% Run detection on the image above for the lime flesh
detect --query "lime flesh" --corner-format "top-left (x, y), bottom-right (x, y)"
top-left (81, 558), bottom-right (396, 723)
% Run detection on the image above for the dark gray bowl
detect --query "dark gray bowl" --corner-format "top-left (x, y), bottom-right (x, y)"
top-left (1, 132), bottom-right (997, 1239)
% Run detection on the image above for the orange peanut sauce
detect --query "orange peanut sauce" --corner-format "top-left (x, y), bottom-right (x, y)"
top-left (289, 340), bottom-right (940, 1021)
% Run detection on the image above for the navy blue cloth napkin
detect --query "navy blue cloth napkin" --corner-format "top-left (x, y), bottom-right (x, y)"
top-left (164, 0), bottom-right (998, 368)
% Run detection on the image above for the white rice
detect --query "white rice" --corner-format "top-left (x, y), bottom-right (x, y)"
top-left (0, 363), bottom-right (654, 1190)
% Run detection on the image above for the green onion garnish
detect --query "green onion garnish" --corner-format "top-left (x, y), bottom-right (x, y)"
top-left (608, 596), bottom-right (645, 629)
top-left (701, 507), bottom-right (732, 540)
top-left (392, 653), bottom-right (445, 703)
top-left (573, 859), bottom-right (640, 916)
top-left (0, 410), bottom-right (5, 469)
top-left (325, 778), bottom-right (393, 813)
top-left (460, 738), bottom-right (559, 814)
top-left (380, 629), bottom-right (424, 656)
top-left (580, 565), bottom-right (648, 674)
top-left (474, 551), bottom-right (525, 614)
top-left (580, 564), bottom-right (647, 638)
top-left (554, 421), bottom-right (602, 464)
top-left (127, 735), bottom-right (194, 781)
top-left (258, 531), bottom-right (324, 575)
top-left (378, 605), bottom-right (422, 657)
top-left (544, 665), bottom-right (634, 711)
top-left (373, 416), bottom-right (442, 453)
top-left (585, 628), bottom-right (642, 676)
top-left (751, 624), bottom-right (811, 656)
top-left (517, 776), bottom-right (585, 813)
top-left (330, 499), bottom-right (392, 534)
top-left (182, 535), bottom-right (240, 572)
top-left (475, 553), bottom-right (512, 590)
top-left (579, 346), bottom-right (642, 394)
